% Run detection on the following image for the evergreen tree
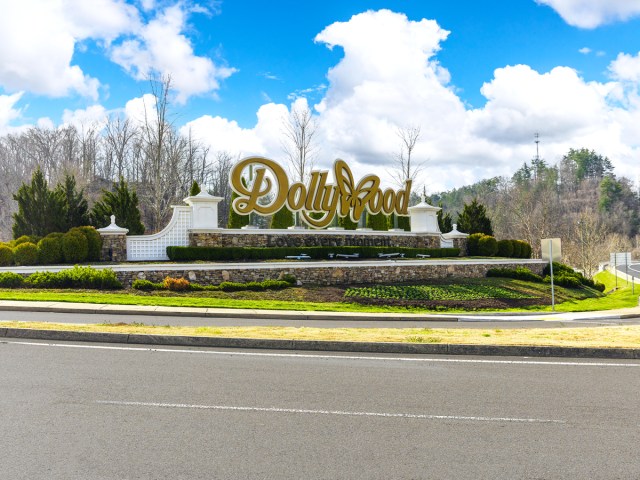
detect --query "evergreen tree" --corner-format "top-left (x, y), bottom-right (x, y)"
top-left (437, 202), bottom-right (453, 232)
top-left (90, 177), bottom-right (145, 235)
top-left (227, 189), bottom-right (250, 229)
top-left (55, 174), bottom-right (89, 231)
top-left (270, 206), bottom-right (294, 229)
top-left (457, 198), bottom-right (493, 235)
top-left (12, 168), bottom-right (66, 238)
top-left (189, 180), bottom-right (201, 196)
top-left (366, 211), bottom-right (388, 231)
top-left (338, 214), bottom-right (358, 230)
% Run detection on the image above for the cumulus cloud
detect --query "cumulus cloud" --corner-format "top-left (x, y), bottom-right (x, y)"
top-left (536, 0), bottom-right (640, 28)
top-left (62, 105), bottom-right (109, 130)
top-left (0, 0), bottom-right (139, 99)
top-left (0, 1), bottom-right (234, 104)
top-left (176, 9), bottom-right (640, 191)
top-left (0, 93), bottom-right (24, 134)
top-left (110, 4), bottom-right (236, 104)
top-left (609, 52), bottom-right (640, 83)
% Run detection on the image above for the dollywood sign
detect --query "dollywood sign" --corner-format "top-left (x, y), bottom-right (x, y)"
top-left (229, 157), bottom-right (411, 229)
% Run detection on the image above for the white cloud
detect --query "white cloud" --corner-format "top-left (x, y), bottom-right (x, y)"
top-left (0, 0), bottom-right (139, 99)
top-left (0, 92), bottom-right (24, 134)
top-left (578, 47), bottom-right (591, 54)
top-left (609, 52), bottom-right (640, 83)
top-left (62, 105), bottom-right (108, 130)
top-left (124, 93), bottom-right (157, 127)
top-left (536, 0), bottom-right (640, 28)
top-left (469, 65), bottom-right (615, 142)
top-left (110, 4), bottom-right (236, 104)
top-left (176, 9), bottom-right (640, 192)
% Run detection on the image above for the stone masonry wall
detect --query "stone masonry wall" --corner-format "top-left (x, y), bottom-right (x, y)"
top-left (115, 260), bottom-right (545, 288)
top-left (189, 230), bottom-right (441, 249)
top-left (100, 235), bottom-right (127, 262)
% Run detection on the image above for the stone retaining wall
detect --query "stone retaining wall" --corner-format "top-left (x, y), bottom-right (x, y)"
top-left (189, 230), bottom-right (443, 249)
top-left (118, 260), bottom-right (545, 287)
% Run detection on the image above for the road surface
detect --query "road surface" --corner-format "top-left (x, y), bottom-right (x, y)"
top-left (1, 340), bottom-right (638, 479)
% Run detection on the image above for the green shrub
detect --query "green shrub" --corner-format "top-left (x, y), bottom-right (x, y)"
top-left (511, 240), bottom-right (522, 258)
top-left (0, 272), bottom-right (24, 288)
top-left (37, 236), bottom-right (63, 264)
top-left (13, 242), bottom-right (38, 265)
top-left (279, 273), bottom-right (297, 284)
top-left (477, 235), bottom-right (498, 256)
top-left (487, 267), bottom-right (544, 283)
top-left (24, 266), bottom-right (121, 289)
top-left (466, 233), bottom-right (484, 256)
top-left (62, 231), bottom-right (88, 263)
top-left (132, 279), bottom-right (162, 291)
top-left (0, 245), bottom-right (13, 266)
top-left (593, 282), bottom-right (606, 292)
top-left (545, 274), bottom-right (581, 288)
top-left (13, 235), bottom-right (40, 246)
top-left (71, 226), bottom-right (102, 261)
top-left (496, 239), bottom-right (514, 257)
top-left (520, 241), bottom-right (532, 259)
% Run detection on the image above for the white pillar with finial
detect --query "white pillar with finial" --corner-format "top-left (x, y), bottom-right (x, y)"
top-left (408, 194), bottom-right (441, 233)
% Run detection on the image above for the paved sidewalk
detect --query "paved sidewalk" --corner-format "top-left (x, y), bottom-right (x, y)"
top-left (1, 299), bottom-right (640, 323)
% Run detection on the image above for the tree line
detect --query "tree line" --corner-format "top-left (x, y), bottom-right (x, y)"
top-left (430, 148), bottom-right (640, 277)
top-left (0, 77), bottom-right (235, 240)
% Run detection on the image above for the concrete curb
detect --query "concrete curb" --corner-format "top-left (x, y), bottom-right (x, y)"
top-left (2, 327), bottom-right (639, 359)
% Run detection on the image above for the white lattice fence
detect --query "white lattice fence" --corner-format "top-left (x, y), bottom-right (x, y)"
top-left (126, 206), bottom-right (192, 261)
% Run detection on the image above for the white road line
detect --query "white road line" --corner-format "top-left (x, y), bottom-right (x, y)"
top-left (4, 340), bottom-right (639, 367)
top-left (97, 400), bottom-right (565, 424)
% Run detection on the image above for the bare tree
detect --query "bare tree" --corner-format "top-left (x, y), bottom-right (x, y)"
top-left (104, 115), bottom-right (137, 181)
top-left (209, 151), bottom-right (235, 228)
top-left (138, 75), bottom-right (186, 232)
top-left (281, 103), bottom-right (317, 183)
top-left (390, 125), bottom-right (424, 189)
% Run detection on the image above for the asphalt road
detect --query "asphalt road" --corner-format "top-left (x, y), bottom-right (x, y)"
top-left (1, 340), bottom-right (639, 479)
top-left (1, 309), bottom-right (639, 329)
top-left (616, 263), bottom-right (640, 281)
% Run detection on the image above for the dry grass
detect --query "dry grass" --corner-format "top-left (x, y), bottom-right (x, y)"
top-left (2, 321), bottom-right (639, 349)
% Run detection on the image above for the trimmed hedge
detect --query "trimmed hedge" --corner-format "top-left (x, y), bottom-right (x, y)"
top-left (496, 239), bottom-right (514, 257)
top-left (477, 235), bottom-right (498, 256)
top-left (62, 231), bottom-right (88, 263)
top-left (37, 236), bottom-right (64, 264)
top-left (166, 246), bottom-right (460, 262)
top-left (0, 245), bottom-right (13, 266)
top-left (0, 272), bottom-right (25, 288)
top-left (132, 279), bottom-right (162, 291)
top-left (71, 226), bottom-right (102, 261)
top-left (13, 242), bottom-right (38, 265)
top-left (24, 266), bottom-right (121, 289)
top-left (487, 267), bottom-right (544, 283)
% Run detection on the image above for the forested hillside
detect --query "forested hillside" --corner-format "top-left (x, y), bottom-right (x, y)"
top-left (431, 149), bottom-right (640, 276)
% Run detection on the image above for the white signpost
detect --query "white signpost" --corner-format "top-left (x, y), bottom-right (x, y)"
top-left (541, 238), bottom-right (562, 311)
top-left (610, 252), bottom-right (633, 293)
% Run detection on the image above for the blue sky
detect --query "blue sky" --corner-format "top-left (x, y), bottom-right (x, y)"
top-left (1, 0), bottom-right (640, 191)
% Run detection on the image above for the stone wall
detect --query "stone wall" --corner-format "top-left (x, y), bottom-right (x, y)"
top-left (115, 260), bottom-right (545, 287)
top-left (189, 229), bottom-right (442, 249)
top-left (100, 234), bottom-right (127, 262)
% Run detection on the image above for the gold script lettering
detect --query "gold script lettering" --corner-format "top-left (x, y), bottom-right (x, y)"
top-left (229, 157), bottom-right (411, 229)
